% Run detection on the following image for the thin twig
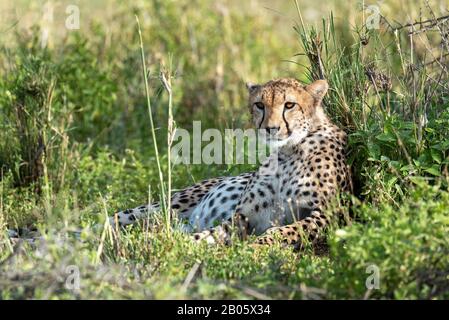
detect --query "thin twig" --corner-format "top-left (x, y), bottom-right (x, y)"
top-left (135, 15), bottom-right (167, 212)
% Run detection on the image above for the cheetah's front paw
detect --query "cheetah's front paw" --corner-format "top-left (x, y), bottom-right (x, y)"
top-left (191, 226), bottom-right (231, 246)
top-left (191, 230), bottom-right (217, 245)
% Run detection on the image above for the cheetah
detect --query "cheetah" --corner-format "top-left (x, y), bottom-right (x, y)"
top-left (109, 78), bottom-right (350, 248)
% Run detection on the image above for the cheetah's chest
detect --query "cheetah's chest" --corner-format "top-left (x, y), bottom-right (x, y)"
top-left (237, 151), bottom-right (311, 235)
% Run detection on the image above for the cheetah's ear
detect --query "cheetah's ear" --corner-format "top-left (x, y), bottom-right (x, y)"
top-left (246, 82), bottom-right (260, 92)
top-left (305, 79), bottom-right (329, 100)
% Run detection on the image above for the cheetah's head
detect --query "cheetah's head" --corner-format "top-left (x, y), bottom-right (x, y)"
top-left (247, 78), bottom-right (329, 144)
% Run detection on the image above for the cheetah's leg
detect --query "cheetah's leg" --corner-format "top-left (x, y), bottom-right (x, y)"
top-left (191, 212), bottom-right (250, 245)
top-left (108, 177), bottom-right (225, 229)
top-left (254, 210), bottom-right (329, 249)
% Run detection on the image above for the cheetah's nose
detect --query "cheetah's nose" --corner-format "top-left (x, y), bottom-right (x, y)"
top-left (265, 127), bottom-right (280, 134)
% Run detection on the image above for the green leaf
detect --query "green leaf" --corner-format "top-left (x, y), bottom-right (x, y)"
top-left (413, 159), bottom-right (421, 167)
top-left (409, 176), bottom-right (428, 186)
top-left (367, 143), bottom-right (381, 160)
top-left (424, 165), bottom-right (441, 176)
top-left (387, 176), bottom-right (398, 188)
top-left (433, 140), bottom-right (449, 151)
top-left (400, 164), bottom-right (415, 172)
top-left (376, 133), bottom-right (396, 143)
top-left (389, 160), bottom-right (401, 169)
top-left (430, 148), bottom-right (442, 163)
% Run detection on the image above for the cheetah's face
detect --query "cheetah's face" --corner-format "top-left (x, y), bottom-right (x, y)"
top-left (247, 78), bottom-right (328, 142)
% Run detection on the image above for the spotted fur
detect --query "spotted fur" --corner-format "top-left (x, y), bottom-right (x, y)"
top-left (109, 176), bottom-right (227, 228)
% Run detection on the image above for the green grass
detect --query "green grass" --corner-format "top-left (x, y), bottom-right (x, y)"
top-left (0, 0), bottom-right (448, 299)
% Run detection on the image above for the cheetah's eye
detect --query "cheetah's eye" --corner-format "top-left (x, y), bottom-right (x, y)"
top-left (255, 102), bottom-right (265, 110)
top-left (284, 102), bottom-right (296, 110)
